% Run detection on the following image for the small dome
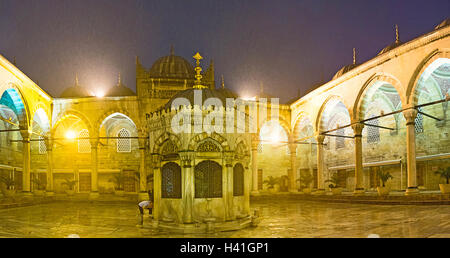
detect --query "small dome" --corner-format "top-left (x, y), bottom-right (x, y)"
top-left (332, 63), bottom-right (359, 80)
top-left (105, 81), bottom-right (135, 97)
top-left (378, 41), bottom-right (403, 56)
top-left (149, 47), bottom-right (195, 79)
top-left (162, 88), bottom-right (237, 111)
top-left (435, 18), bottom-right (450, 30)
top-left (60, 85), bottom-right (93, 98)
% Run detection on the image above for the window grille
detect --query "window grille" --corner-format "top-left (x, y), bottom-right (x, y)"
top-left (335, 128), bottom-right (345, 149)
top-left (117, 128), bottom-right (131, 153)
top-left (415, 108), bottom-right (424, 134)
top-left (367, 116), bottom-right (380, 143)
top-left (195, 160), bottom-right (222, 198)
top-left (161, 162), bottom-right (182, 198)
top-left (78, 129), bottom-right (91, 153)
top-left (233, 163), bottom-right (244, 196)
top-left (39, 136), bottom-right (47, 154)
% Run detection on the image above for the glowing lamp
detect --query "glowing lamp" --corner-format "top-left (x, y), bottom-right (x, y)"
top-left (65, 131), bottom-right (76, 140)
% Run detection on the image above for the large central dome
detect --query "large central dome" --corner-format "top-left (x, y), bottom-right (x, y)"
top-left (149, 47), bottom-right (195, 79)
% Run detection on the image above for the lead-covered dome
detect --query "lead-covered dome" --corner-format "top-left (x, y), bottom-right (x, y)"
top-left (333, 63), bottom-right (359, 80)
top-left (105, 74), bottom-right (135, 97)
top-left (435, 18), bottom-right (450, 30)
top-left (149, 47), bottom-right (195, 79)
top-left (59, 76), bottom-right (94, 98)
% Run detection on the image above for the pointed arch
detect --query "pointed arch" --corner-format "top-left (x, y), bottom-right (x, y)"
top-left (187, 132), bottom-right (230, 151)
top-left (407, 49), bottom-right (450, 106)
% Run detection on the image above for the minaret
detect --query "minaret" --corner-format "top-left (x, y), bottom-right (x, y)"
top-left (193, 52), bottom-right (207, 89)
top-left (353, 48), bottom-right (356, 65)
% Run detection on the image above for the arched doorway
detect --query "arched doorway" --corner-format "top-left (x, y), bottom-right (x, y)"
top-left (195, 160), bottom-right (222, 198)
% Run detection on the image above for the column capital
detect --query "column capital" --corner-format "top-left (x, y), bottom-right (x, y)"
top-left (179, 151), bottom-right (195, 167)
top-left (224, 151), bottom-right (234, 166)
top-left (403, 109), bottom-right (418, 125)
top-left (351, 123), bottom-right (365, 136)
top-left (151, 154), bottom-right (162, 167)
top-left (315, 133), bottom-right (325, 144)
top-left (20, 129), bottom-right (32, 140)
top-left (138, 137), bottom-right (148, 150)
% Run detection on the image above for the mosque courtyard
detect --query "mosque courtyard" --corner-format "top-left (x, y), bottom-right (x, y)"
top-left (0, 199), bottom-right (449, 238)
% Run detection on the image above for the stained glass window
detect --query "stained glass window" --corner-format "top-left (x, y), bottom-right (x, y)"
top-left (233, 163), bottom-right (244, 196)
top-left (195, 160), bottom-right (222, 198)
top-left (161, 162), bottom-right (181, 199)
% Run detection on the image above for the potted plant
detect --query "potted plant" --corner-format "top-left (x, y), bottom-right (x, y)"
top-left (31, 177), bottom-right (47, 196)
top-left (377, 170), bottom-right (393, 196)
top-left (0, 175), bottom-right (16, 197)
top-left (297, 172), bottom-right (314, 194)
top-left (325, 173), bottom-right (342, 195)
top-left (435, 167), bottom-right (450, 194)
top-left (109, 173), bottom-right (126, 196)
top-left (263, 176), bottom-right (280, 193)
top-left (62, 179), bottom-right (78, 196)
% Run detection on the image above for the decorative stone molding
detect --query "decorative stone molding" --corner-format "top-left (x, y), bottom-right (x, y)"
top-left (403, 109), bottom-right (418, 125)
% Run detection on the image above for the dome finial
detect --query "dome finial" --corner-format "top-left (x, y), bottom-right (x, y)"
top-left (353, 48), bottom-right (356, 65)
top-left (193, 52), bottom-right (207, 89)
top-left (395, 24), bottom-right (400, 44)
top-left (170, 45), bottom-right (175, 56)
top-left (221, 75), bottom-right (225, 89)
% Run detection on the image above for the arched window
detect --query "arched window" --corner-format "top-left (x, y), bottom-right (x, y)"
top-left (233, 163), bottom-right (244, 196)
top-left (415, 108), bottom-right (424, 134)
top-left (117, 128), bottom-right (131, 153)
top-left (161, 162), bottom-right (181, 199)
top-left (78, 129), bottom-right (91, 153)
top-left (367, 116), bottom-right (380, 143)
top-left (195, 160), bottom-right (222, 198)
top-left (38, 136), bottom-right (47, 154)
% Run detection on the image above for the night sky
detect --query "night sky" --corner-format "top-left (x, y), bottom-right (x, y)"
top-left (0, 0), bottom-right (448, 102)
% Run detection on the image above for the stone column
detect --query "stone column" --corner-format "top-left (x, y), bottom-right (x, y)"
top-left (352, 123), bottom-right (365, 195)
top-left (20, 129), bottom-right (32, 195)
top-left (45, 137), bottom-right (54, 196)
top-left (224, 152), bottom-right (235, 221)
top-left (138, 137), bottom-right (148, 201)
top-left (251, 134), bottom-right (259, 195)
top-left (315, 134), bottom-right (325, 194)
top-left (89, 139), bottom-right (100, 199)
top-left (152, 154), bottom-right (162, 221)
top-left (403, 109), bottom-right (419, 195)
top-left (288, 143), bottom-right (298, 192)
top-left (244, 160), bottom-right (251, 216)
top-left (180, 151), bottom-right (194, 224)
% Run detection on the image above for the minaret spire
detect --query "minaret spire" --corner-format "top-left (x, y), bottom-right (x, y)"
top-left (221, 75), bottom-right (225, 89)
top-left (260, 81), bottom-right (264, 94)
top-left (395, 24), bottom-right (400, 44)
top-left (75, 74), bottom-right (79, 87)
top-left (118, 72), bottom-right (122, 86)
top-left (353, 48), bottom-right (356, 65)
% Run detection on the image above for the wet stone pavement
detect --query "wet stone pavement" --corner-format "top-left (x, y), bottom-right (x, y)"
top-left (0, 199), bottom-right (450, 238)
